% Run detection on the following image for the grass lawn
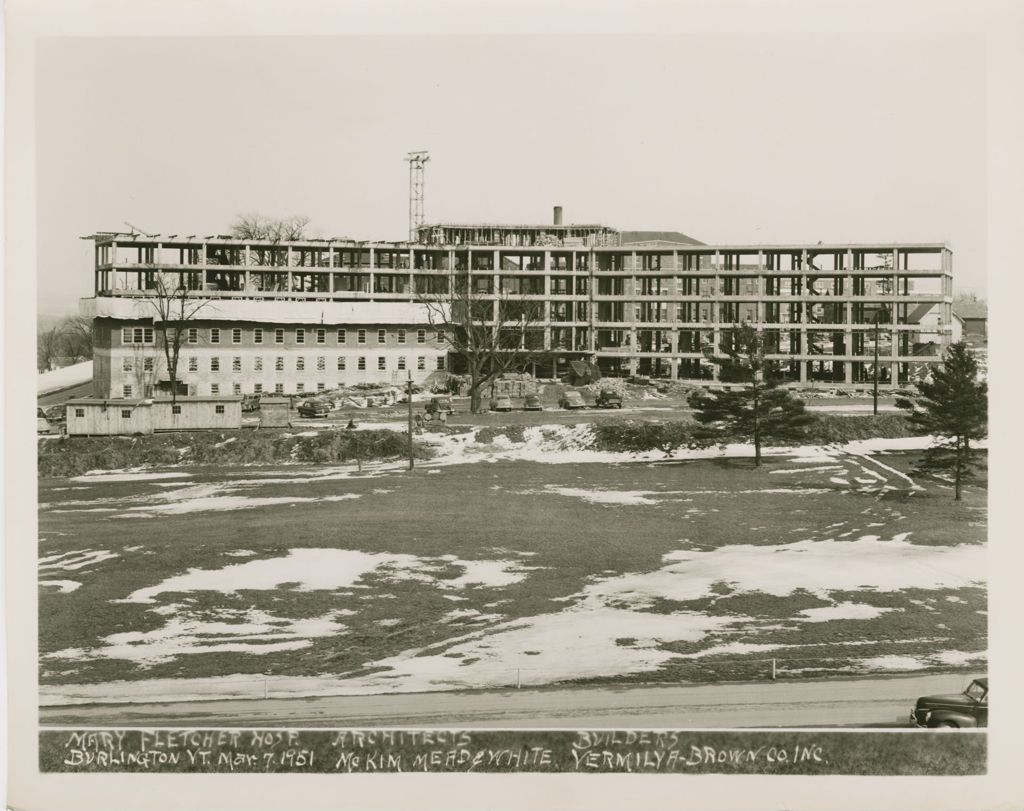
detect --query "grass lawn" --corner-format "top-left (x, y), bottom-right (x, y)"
top-left (37, 442), bottom-right (987, 695)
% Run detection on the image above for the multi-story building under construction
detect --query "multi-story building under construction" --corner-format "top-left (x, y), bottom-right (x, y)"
top-left (81, 210), bottom-right (954, 399)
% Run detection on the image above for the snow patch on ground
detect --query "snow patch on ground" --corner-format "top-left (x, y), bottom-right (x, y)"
top-left (531, 487), bottom-right (662, 506)
top-left (71, 471), bottom-right (192, 483)
top-left (441, 559), bottom-right (536, 589)
top-left (39, 549), bottom-right (119, 572)
top-left (46, 608), bottom-right (347, 665)
top-left (127, 493), bottom-right (361, 515)
top-left (572, 536), bottom-right (983, 608)
top-left (334, 608), bottom-right (736, 692)
top-left (858, 655), bottom-right (925, 671)
top-left (122, 549), bottom-right (537, 604)
top-left (932, 650), bottom-right (986, 665)
top-left (798, 603), bottom-right (896, 622)
top-left (770, 466), bottom-right (846, 474)
top-left (420, 425), bottom-right (948, 471)
top-left (37, 360), bottom-right (93, 394)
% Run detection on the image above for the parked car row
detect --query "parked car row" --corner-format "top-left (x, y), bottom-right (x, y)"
top-left (474, 389), bottom-right (629, 412)
top-left (559, 388), bottom-right (624, 410)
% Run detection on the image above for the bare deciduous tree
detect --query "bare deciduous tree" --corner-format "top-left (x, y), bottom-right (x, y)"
top-left (147, 273), bottom-right (211, 404)
top-left (61, 316), bottom-right (95, 363)
top-left (418, 278), bottom-right (545, 413)
top-left (37, 325), bottom-right (65, 372)
top-left (230, 214), bottom-right (311, 265)
top-left (129, 345), bottom-right (163, 399)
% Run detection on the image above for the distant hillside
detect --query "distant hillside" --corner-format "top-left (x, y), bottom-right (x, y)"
top-left (38, 310), bottom-right (78, 331)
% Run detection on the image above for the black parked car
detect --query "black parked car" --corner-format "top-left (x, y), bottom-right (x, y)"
top-left (297, 398), bottom-right (331, 418)
top-left (426, 396), bottom-right (454, 415)
top-left (911, 677), bottom-right (987, 728)
top-left (595, 389), bottom-right (623, 409)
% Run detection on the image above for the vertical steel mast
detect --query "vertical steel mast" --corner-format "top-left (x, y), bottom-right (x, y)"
top-left (405, 151), bottom-right (430, 242)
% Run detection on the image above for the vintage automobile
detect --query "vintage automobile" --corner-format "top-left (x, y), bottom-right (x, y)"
top-left (43, 404), bottom-right (68, 424)
top-left (595, 389), bottom-right (623, 409)
top-left (489, 395), bottom-right (513, 412)
top-left (425, 396), bottom-right (454, 416)
top-left (559, 390), bottom-right (586, 410)
top-left (911, 677), bottom-right (988, 728)
top-left (523, 394), bottom-right (543, 411)
top-left (241, 394), bottom-right (261, 413)
top-left (37, 407), bottom-right (54, 434)
top-left (296, 398), bottom-right (331, 418)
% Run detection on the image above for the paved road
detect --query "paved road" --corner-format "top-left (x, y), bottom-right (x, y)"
top-left (37, 381), bottom-right (93, 407)
top-left (39, 672), bottom-right (979, 729)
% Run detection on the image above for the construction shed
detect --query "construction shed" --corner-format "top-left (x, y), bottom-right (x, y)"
top-left (65, 396), bottom-right (242, 435)
top-left (151, 397), bottom-right (243, 431)
top-left (65, 398), bottom-right (154, 436)
top-left (257, 397), bottom-right (291, 427)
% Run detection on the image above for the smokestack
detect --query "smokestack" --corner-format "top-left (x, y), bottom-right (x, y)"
top-left (553, 205), bottom-right (563, 226)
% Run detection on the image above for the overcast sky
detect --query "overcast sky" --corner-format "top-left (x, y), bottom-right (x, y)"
top-left (36, 33), bottom-right (986, 314)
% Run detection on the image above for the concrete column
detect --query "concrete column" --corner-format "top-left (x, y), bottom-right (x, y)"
top-left (756, 251), bottom-right (766, 324)
top-left (491, 250), bottom-right (500, 324)
top-left (111, 242), bottom-right (120, 289)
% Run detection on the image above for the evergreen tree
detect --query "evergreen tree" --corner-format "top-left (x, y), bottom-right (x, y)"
top-left (687, 323), bottom-right (816, 466)
top-left (895, 342), bottom-right (987, 500)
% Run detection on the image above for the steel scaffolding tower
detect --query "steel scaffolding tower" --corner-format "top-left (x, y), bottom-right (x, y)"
top-left (405, 150), bottom-right (430, 242)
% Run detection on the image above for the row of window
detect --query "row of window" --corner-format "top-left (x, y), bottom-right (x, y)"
top-left (117, 379), bottom-right (433, 399)
top-left (76, 404), bottom-right (227, 418)
top-left (134, 355), bottom-right (445, 373)
top-left (121, 327), bottom-right (444, 346)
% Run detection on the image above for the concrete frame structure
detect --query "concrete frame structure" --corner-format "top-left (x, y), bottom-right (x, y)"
top-left (82, 226), bottom-right (954, 398)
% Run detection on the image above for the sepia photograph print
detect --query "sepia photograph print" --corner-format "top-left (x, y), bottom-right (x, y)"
top-left (6, 1), bottom-right (1024, 809)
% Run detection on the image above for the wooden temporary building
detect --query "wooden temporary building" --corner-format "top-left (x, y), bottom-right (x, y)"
top-left (65, 396), bottom-right (243, 435)
top-left (151, 397), bottom-right (242, 431)
top-left (65, 398), bottom-right (154, 436)
top-left (257, 397), bottom-right (291, 428)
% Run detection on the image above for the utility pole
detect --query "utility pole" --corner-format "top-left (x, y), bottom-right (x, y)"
top-left (407, 372), bottom-right (414, 470)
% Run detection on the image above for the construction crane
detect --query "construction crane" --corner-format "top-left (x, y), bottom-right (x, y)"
top-left (405, 151), bottom-right (430, 242)
top-left (124, 221), bottom-right (156, 238)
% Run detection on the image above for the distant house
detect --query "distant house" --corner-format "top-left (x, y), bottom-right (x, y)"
top-left (953, 300), bottom-right (987, 342)
top-left (65, 396), bottom-right (242, 436)
top-left (618, 230), bottom-right (705, 247)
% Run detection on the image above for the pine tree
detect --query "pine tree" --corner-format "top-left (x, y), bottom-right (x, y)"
top-left (687, 323), bottom-right (816, 466)
top-left (895, 342), bottom-right (987, 500)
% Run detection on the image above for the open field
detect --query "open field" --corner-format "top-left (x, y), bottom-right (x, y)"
top-left (38, 427), bottom-right (987, 705)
